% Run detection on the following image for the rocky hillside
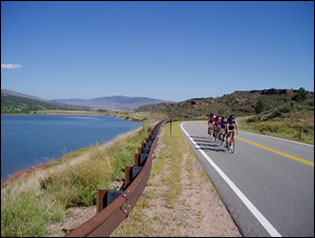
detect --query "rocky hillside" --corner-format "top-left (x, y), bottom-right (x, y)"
top-left (137, 88), bottom-right (314, 118)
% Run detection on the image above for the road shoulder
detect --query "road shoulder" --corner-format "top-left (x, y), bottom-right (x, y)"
top-left (111, 121), bottom-right (241, 236)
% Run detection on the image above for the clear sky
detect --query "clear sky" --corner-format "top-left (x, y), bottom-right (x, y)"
top-left (1, 1), bottom-right (314, 102)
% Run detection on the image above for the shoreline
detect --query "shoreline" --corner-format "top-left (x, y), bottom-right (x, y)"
top-left (1, 126), bottom-right (144, 189)
top-left (1, 117), bottom-right (145, 188)
top-left (1, 112), bottom-right (147, 122)
top-left (1, 112), bottom-right (107, 116)
top-left (1, 163), bottom-right (47, 189)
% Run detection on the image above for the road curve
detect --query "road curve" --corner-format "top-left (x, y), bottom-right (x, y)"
top-left (180, 121), bottom-right (314, 237)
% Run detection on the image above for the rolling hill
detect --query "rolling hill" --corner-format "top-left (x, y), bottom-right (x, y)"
top-left (1, 89), bottom-right (172, 113)
top-left (1, 89), bottom-right (86, 114)
top-left (53, 96), bottom-right (171, 111)
top-left (137, 88), bottom-right (314, 118)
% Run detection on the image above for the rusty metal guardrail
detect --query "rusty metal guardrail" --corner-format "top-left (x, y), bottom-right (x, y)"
top-left (65, 118), bottom-right (207, 237)
top-left (66, 119), bottom-right (168, 237)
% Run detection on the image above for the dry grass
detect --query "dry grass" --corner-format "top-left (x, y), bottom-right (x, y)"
top-left (1, 123), bottom-right (153, 237)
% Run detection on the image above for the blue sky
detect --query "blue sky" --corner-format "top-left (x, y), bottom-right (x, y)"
top-left (1, 1), bottom-right (314, 102)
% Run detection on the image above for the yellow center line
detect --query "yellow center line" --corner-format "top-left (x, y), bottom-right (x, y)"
top-left (200, 122), bottom-right (314, 167)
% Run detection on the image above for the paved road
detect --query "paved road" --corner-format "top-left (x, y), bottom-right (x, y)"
top-left (180, 121), bottom-right (314, 237)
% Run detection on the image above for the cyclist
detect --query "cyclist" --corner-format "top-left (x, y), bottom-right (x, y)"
top-left (217, 116), bottom-right (227, 143)
top-left (213, 115), bottom-right (222, 140)
top-left (207, 113), bottom-right (215, 135)
top-left (226, 115), bottom-right (239, 149)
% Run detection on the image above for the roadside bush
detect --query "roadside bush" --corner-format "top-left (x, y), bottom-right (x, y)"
top-left (265, 105), bottom-right (292, 120)
top-left (278, 127), bottom-right (296, 134)
top-left (246, 116), bottom-right (261, 123)
top-left (259, 124), bottom-right (279, 133)
top-left (1, 188), bottom-right (49, 237)
top-left (266, 111), bottom-right (282, 120)
top-left (279, 106), bottom-right (291, 113)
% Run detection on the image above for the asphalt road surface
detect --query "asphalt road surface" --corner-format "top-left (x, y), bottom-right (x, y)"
top-left (180, 121), bottom-right (314, 237)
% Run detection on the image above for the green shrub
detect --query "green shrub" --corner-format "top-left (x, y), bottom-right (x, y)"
top-left (1, 188), bottom-right (49, 237)
top-left (259, 124), bottom-right (279, 133)
top-left (292, 87), bottom-right (308, 102)
top-left (247, 116), bottom-right (261, 123)
top-left (255, 100), bottom-right (265, 114)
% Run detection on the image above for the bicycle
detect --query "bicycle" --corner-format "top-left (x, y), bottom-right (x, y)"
top-left (217, 128), bottom-right (226, 146)
top-left (213, 126), bottom-right (220, 144)
top-left (208, 123), bottom-right (215, 141)
top-left (225, 130), bottom-right (235, 153)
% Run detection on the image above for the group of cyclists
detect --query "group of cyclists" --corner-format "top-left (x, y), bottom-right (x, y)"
top-left (207, 113), bottom-right (239, 151)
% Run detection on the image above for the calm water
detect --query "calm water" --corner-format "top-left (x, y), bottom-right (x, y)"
top-left (1, 115), bottom-right (143, 181)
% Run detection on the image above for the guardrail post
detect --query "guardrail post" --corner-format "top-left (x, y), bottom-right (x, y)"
top-left (134, 153), bottom-right (140, 166)
top-left (96, 190), bottom-right (108, 213)
top-left (124, 166), bottom-right (132, 189)
top-left (138, 143), bottom-right (145, 154)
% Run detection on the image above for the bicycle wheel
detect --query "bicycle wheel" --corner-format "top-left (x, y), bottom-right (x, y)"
top-left (230, 137), bottom-right (235, 153)
top-left (220, 135), bottom-right (224, 146)
top-left (225, 137), bottom-right (230, 151)
top-left (214, 131), bottom-right (219, 144)
top-left (211, 128), bottom-right (215, 142)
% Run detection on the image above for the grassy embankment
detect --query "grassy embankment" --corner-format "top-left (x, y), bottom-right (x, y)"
top-left (1, 122), bottom-right (153, 237)
top-left (238, 107), bottom-right (314, 145)
top-left (229, 90), bottom-right (314, 145)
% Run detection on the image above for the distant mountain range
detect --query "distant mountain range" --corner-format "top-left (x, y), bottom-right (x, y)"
top-left (1, 89), bottom-right (171, 113)
top-left (53, 96), bottom-right (171, 111)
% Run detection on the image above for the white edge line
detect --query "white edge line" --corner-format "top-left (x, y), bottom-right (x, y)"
top-left (180, 122), bottom-right (282, 237)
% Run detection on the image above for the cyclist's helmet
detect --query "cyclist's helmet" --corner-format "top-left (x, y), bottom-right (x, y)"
top-left (230, 115), bottom-right (235, 120)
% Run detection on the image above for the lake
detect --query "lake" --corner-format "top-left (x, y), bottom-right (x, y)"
top-left (1, 115), bottom-right (143, 182)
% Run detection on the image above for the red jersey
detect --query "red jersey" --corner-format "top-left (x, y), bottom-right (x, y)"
top-left (214, 117), bottom-right (220, 127)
